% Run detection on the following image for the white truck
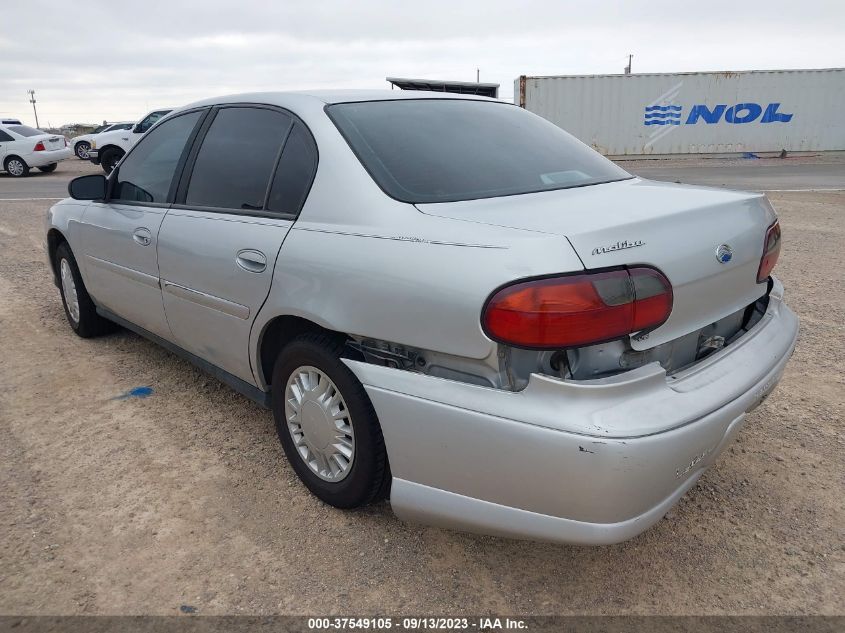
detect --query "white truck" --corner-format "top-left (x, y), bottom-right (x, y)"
top-left (88, 108), bottom-right (172, 173)
top-left (69, 122), bottom-right (135, 160)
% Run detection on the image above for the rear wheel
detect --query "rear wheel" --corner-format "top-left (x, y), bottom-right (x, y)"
top-left (271, 333), bottom-right (390, 508)
top-left (55, 242), bottom-right (115, 338)
top-left (4, 156), bottom-right (29, 177)
top-left (38, 163), bottom-right (57, 173)
top-left (74, 142), bottom-right (91, 159)
top-left (100, 147), bottom-right (123, 174)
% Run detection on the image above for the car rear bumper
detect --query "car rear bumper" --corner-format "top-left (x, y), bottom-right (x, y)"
top-left (343, 277), bottom-right (799, 545)
top-left (27, 147), bottom-right (72, 167)
top-left (88, 148), bottom-right (100, 164)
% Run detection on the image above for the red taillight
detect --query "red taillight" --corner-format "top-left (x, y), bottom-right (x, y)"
top-left (757, 220), bottom-right (781, 283)
top-left (482, 267), bottom-right (673, 349)
top-left (33, 141), bottom-right (45, 151)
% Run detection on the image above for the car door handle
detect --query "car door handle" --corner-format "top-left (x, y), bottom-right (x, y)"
top-left (132, 228), bottom-right (152, 246)
top-left (236, 249), bottom-right (267, 273)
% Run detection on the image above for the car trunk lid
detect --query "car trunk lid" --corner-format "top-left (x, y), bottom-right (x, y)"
top-left (417, 177), bottom-right (776, 350)
top-left (45, 135), bottom-right (65, 151)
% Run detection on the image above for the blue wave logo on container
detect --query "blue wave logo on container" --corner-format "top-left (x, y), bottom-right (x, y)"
top-left (644, 104), bottom-right (682, 125)
top-left (644, 81), bottom-right (684, 149)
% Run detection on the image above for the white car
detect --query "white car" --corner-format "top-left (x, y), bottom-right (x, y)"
top-left (69, 122), bottom-right (135, 160)
top-left (0, 123), bottom-right (72, 177)
top-left (89, 108), bottom-right (173, 173)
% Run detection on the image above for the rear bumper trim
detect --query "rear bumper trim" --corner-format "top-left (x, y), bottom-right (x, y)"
top-left (391, 470), bottom-right (705, 546)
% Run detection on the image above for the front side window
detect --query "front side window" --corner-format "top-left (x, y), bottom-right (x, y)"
top-left (135, 110), bottom-right (172, 134)
top-left (185, 107), bottom-right (292, 210)
top-left (266, 122), bottom-right (318, 216)
top-left (113, 111), bottom-right (202, 204)
top-left (328, 99), bottom-right (631, 204)
top-left (7, 125), bottom-right (43, 138)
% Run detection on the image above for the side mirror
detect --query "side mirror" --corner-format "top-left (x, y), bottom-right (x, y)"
top-left (68, 174), bottom-right (107, 200)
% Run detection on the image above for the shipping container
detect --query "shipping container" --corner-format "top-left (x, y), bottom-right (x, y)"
top-left (516, 68), bottom-right (845, 157)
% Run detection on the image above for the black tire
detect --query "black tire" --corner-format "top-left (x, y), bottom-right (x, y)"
top-left (4, 156), bottom-right (29, 177)
top-left (54, 242), bottom-right (115, 338)
top-left (271, 333), bottom-right (390, 508)
top-left (74, 141), bottom-right (91, 159)
top-left (38, 163), bottom-right (57, 173)
top-left (99, 147), bottom-right (123, 174)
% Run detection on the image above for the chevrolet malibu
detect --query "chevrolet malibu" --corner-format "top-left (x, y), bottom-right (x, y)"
top-left (45, 91), bottom-right (798, 545)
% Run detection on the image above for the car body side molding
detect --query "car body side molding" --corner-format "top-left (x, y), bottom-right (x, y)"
top-left (96, 306), bottom-right (270, 408)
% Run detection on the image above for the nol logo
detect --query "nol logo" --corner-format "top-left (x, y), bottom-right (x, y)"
top-left (644, 102), bottom-right (793, 126)
top-left (643, 82), bottom-right (795, 149)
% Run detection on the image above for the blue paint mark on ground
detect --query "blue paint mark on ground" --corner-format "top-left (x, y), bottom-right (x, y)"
top-left (114, 386), bottom-right (154, 400)
top-left (742, 152), bottom-right (760, 159)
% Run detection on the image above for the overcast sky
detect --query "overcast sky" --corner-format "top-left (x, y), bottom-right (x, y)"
top-left (2, 0), bottom-right (842, 126)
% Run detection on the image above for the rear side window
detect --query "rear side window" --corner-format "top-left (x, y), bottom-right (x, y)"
top-left (113, 111), bottom-right (202, 204)
top-left (186, 107), bottom-right (292, 210)
top-left (328, 99), bottom-right (631, 204)
top-left (0, 130), bottom-right (14, 142)
top-left (7, 125), bottom-right (43, 137)
top-left (266, 122), bottom-right (318, 216)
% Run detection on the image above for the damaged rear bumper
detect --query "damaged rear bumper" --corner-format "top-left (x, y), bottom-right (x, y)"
top-left (343, 278), bottom-right (799, 545)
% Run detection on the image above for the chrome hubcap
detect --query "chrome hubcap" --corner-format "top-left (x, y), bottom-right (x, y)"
top-left (7, 159), bottom-right (24, 176)
top-left (76, 144), bottom-right (90, 159)
top-left (60, 259), bottom-right (80, 323)
top-left (284, 366), bottom-right (354, 482)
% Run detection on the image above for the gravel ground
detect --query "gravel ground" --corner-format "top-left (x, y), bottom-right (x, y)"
top-left (0, 161), bottom-right (843, 615)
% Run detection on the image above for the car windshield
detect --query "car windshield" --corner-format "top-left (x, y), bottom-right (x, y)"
top-left (8, 125), bottom-right (44, 137)
top-left (327, 99), bottom-right (632, 204)
top-left (92, 124), bottom-right (110, 134)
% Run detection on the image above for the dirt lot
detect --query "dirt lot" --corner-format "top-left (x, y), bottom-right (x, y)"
top-left (0, 160), bottom-right (843, 615)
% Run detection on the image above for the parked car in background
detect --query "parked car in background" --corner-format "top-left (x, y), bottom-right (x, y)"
top-left (46, 91), bottom-right (797, 545)
top-left (0, 122), bottom-right (72, 177)
top-left (89, 108), bottom-right (172, 173)
top-left (70, 122), bottom-right (135, 160)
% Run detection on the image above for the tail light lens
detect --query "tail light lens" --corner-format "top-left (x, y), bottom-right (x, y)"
top-left (757, 220), bottom-right (781, 283)
top-left (33, 141), bottom-right (45, 151)
top-left (482, 267), bottom-right (673, 349)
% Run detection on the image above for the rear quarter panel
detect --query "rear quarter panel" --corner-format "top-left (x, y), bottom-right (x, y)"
top-left (252, 208), bottom-right (584, 385)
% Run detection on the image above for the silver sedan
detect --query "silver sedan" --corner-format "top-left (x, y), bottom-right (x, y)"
top-left (45, 91), bottom-right (798, 544)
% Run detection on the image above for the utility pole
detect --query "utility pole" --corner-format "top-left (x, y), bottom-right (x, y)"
top-left (476, 68), bottom-right (480, 83)
top-left (27, 89), bottom-right (39, 128)
top-left (624, 54), bottom-right (633, 75)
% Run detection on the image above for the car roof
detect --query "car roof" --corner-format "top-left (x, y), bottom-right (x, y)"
top-left (179, 89), bottom-right (503, 111)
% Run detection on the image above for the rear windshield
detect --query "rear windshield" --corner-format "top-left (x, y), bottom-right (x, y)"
top-left (8, 125), bottom-right (44, 137)
top-left (327, 99), bottom-right (631, 204)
